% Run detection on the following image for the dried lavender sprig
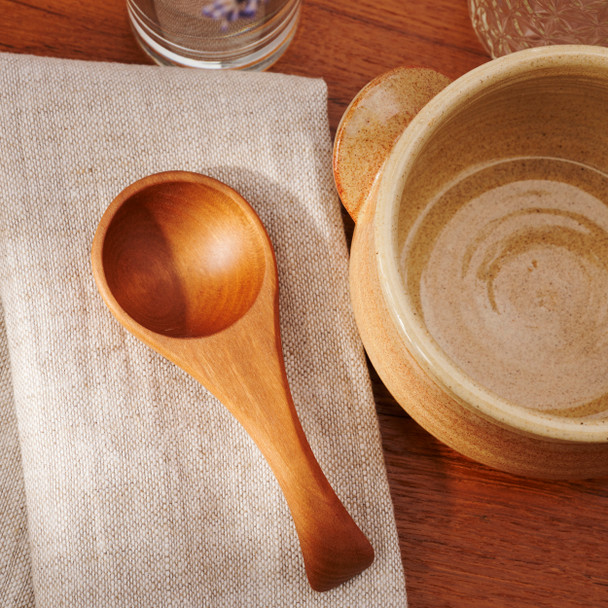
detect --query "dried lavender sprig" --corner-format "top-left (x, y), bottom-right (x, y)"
top-left (202, 0), bottom-right (267, 29)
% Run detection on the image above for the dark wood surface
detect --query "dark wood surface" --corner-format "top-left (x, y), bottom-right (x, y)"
top-left (1, 0), bottom-right (607, 605)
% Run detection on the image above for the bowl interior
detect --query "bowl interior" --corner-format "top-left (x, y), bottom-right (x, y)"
top-left (379, 47), bottom-right (608, 439)
top-left (101, 180), bottom-right (266, 338)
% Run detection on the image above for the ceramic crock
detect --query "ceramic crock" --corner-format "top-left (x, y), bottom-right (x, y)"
top-left (333, 45), bottom-right (608, 479)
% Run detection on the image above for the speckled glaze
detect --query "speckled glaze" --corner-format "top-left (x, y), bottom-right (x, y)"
top-left (333, 46), bottom-right (608, 479)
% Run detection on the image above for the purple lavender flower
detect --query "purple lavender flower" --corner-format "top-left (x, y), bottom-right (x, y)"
top-left (202, 0), bottom-right (267, 29)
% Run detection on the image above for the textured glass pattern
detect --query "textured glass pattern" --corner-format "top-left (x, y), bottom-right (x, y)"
top-left (469, 0), bottom-right (608, 57)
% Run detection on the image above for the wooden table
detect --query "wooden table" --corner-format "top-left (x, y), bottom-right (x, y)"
top-left (2, 1), bottom-right (607, 606)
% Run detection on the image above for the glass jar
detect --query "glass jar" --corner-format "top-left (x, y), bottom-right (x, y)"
top-left (469, 0), bottom-right (608, 58)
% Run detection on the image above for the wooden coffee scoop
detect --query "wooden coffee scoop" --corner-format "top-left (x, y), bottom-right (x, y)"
top-left (90, 171), bottom-right (374, 591)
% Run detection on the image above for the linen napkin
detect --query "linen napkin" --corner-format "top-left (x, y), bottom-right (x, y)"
top-left (0, 51), bottom-right (407, 607)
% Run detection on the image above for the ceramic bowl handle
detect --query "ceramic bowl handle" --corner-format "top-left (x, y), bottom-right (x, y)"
top-left (332, 67), bottom-right (451, 222)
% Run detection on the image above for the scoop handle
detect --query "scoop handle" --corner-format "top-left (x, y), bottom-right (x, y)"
top-left (168, 285), bottom-right (374, 592)
top-left (189, 344), bottom-right (375, 592)
top-left (332, 67), bottom-right (451, 222)
top-left (210, 345), bottom-right (374, 591)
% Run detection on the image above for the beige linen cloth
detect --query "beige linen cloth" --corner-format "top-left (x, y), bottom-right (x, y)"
top-left (0, 52), bottom-right (407, 607)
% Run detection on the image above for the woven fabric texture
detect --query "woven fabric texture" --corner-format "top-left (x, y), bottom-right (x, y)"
top-left (0, 298), bottom-right (35, 607)
top-left (0, 52), bottom-right (407, 607)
